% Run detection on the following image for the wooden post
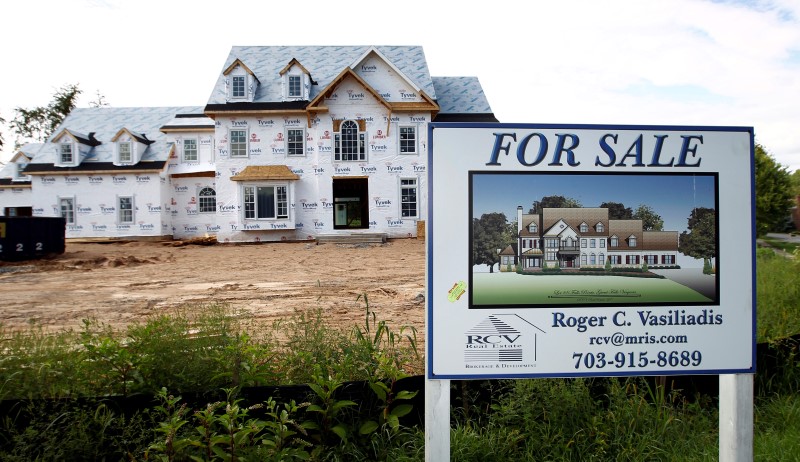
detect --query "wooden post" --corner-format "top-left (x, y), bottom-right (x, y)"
top-left (425, 378), bottom-right (450, 461)
top-left (719, 374), bottom-right (754, 461)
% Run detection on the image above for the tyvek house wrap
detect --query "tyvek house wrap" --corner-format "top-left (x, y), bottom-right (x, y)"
top-left (26, 107), bottom-right (202, 239)
top-left (21, 45), bottom-right (495, 241)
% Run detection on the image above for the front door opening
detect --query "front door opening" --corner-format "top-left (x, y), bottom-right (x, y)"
top-left (333, 177), bottom-right (368, 229)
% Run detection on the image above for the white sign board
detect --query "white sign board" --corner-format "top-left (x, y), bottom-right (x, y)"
top-left (427, 123), bottom-right (755, 379)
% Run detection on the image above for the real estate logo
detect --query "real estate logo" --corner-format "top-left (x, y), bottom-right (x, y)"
top-left (465, 316), bottom-right (524, 364)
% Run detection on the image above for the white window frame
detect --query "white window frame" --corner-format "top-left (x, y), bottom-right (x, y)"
top-left (600, 239), bottom-right (606, 248)
top-left (59, 196), bottom-right (75, 225)
top-left (610, 236), bottom-right (619, 247)
top-left (596, 222), bottom-right (605, 232)
top-left (118, 141), bottom-right (132, 163)
top-left (229, 129), bottom-right (248, 158)
top-left (399, 125), bottom-right (418, 154)
top-left (288, 75), bottom-right (302, 98)
top-left (579, 222), bottom-right (588, 233)
top-left (334, 120), bottom-right (366, 162)
top-left (286, 128), bottom-right (306, 156)
top-left (231, 75), bottom-right (246, 99)
top-left (60, 142), bottom-right (74, 165)
top-left (629, 236), bottom-right (638, 248)
top-left (528, 223), bottom-right (537, 233)
top-left (242, 184), bottom-right (289, 220)
top-left (198, 187), bottom-right (216, 214)
top-left (400, 177), bottom-right (418, 219)
top-left (118, 196), bottom-right (134, 224)
top-left (183, 139), bottom-right (198, 162)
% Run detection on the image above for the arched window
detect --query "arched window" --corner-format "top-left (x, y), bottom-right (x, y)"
top-left (334, 120), bottom-right (366, 161)
top-left (198, 187), bottom-right (216, 213)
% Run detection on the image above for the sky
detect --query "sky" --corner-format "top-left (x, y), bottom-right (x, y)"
top-left (471, 173), bottom-right (717, 233)
top-left (1, 0), bottom-right (799, 172)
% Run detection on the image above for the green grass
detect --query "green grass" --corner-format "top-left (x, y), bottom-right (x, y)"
top-left (759, 237), bottom-right (800, 254)
top-left (473, 272), bottom-right (712, 305)
top-left (0, 249), bottom-right (798, 460)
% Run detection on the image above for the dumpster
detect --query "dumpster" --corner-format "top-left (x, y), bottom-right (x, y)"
top-left (0, 217), bottom-right (66, 262)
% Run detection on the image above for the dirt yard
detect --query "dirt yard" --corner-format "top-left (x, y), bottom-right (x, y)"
top-left (0, 238), bottom-right (426, 339)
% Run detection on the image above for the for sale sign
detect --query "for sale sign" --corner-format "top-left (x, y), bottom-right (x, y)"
top-left (427, 123), bottom-right (755, 379)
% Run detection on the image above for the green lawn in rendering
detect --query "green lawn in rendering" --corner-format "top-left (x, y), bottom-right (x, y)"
top-left (472, 272), bottom-right (713, 305)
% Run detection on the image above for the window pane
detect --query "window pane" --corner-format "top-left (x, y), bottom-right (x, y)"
top-left (119, 142), bottom-right (131, 162)
top-left (289, 75), bottom-right (301, 97)
top-left (198, 187), bottom-right (216, 213)
top-left (60, 198), bottom-right (74, 224)
top-left (257, 186), bottom-right (275, 219)
top-left (230, 130), bottom-right (247, 157)
top-left (60, 144), bottom-right (73, 163)
top-left (277, 186), bottom-right (288, 218)
top-left (244, 186), bottom-right (255, 219)
top-left (119, 197), bottom-right (133, 223)
top-left (400, 126), bottom-right (416, 153)
top-left (232, 76), bottom-right (245, 98)
top-left (184, 139), bottom-right (198, 161)
top-left (287, 129), bottom-right (304, 156)
top-left (401, 178), bottom-right (417, 217)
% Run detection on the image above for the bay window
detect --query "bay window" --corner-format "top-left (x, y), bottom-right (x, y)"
top-left (243, 185), bottom-right (288, 219)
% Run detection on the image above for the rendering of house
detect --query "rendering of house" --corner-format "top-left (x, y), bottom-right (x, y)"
top-left (9, 45), bottom-right (496, 242)
top-left (498, 206), bottom-right (679, 271)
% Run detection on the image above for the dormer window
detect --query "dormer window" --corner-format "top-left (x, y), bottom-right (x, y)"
top-left (596, 222), bottom-right (605, 233)
top-left (288, 75), bottom-right (302, 98)
top-left (579, 222), bottom-right (588, 233)
top-left (232, 76), bottom-right (246, 98)
top-left (60, 143), bottom-right (73, 164)
top-left (118, 142), bottom-right (132, 163)
top-left (629, 236), bottom-right (637, 247)
top-left (528, 222), bottom-right (537, 233)
top-left (183, 139), bottom-right (198, 162)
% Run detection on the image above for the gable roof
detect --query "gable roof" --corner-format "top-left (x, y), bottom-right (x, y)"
top-left (206, 45), bottom-right (437, 109)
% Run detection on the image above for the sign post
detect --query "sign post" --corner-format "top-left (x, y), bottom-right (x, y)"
top-left (426, 123), bottom-right (755, 460)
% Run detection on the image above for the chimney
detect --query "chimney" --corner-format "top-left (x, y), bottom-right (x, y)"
top-left (517, 206), bottom-right (523, 235)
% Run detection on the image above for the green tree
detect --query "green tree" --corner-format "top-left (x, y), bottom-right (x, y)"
top-left (88, 90), bottom-right (109, 108)
top-left (679, 207), bottom-right (716, 266)
top-left (10, 83), bottom-right (82, 147)
top-left (754, 144), bottom-right (793, 236)
top-left (790, 169), bottom-right (800, 199)
top-left (529, 195), bottom-right (582, 213)
top-left (633, 204), bottom-right (664, 231)
top-left (472, 212), bottom-right (514, 273)
top-left (600, 201), bottom-right (633, 219)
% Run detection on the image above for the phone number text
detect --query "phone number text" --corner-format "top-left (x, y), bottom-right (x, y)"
top-left (573, 350), bottom-right (702, 370)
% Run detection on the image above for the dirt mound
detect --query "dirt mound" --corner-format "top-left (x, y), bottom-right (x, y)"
top-left (0, 239), bottom-right (426, 341)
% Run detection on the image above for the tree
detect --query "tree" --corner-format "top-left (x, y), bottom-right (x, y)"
top-left (10, 83), bottom-right (82, 147)
top-left (754, 144), bottom-right (793, 236)
top-left (472, 212), bottom-right (515, 273)
top-left (679, 207), bottom-right (716, 266)
top-left (88, 90), bottom-right (109, 108)
top-left (790, 169), bottom-right (800, 199)
top-left (599, 201), bottom-right (633, 219)
top-left (529, 195), bottom-right (582, 213)
top-left (633, 204), bottom-right (664, 231)
top-left (0, 111), bottom-right (5, 149)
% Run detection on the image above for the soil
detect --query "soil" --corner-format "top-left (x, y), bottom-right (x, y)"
top-left (0, 238), bottom-right (426, 341)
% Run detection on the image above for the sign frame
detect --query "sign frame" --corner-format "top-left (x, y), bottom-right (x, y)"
top-left (426, 122), bottom-right (756, 380)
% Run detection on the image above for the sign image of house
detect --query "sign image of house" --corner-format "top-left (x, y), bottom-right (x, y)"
top-left (8, 46), bottom-right (497, 242)
top-left (502, 206), bottom-right (679, 272)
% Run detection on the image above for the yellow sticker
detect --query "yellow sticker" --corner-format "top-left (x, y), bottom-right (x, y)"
top-left (447, 280), bottom-right (467, 302)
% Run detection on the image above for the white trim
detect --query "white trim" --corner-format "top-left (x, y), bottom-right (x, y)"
top-left (285, 127), bottom-right (306, 156)
top-left (229, 128), bottom-right (249, 158)
top-left (399, 176), bottom-right (419, 219)
top-left (398, 124), bottom-right (418, 155)
top-left (183, 138), bottom-right (199, 162)
top-left (117, 195), bottom-right (135, 224)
